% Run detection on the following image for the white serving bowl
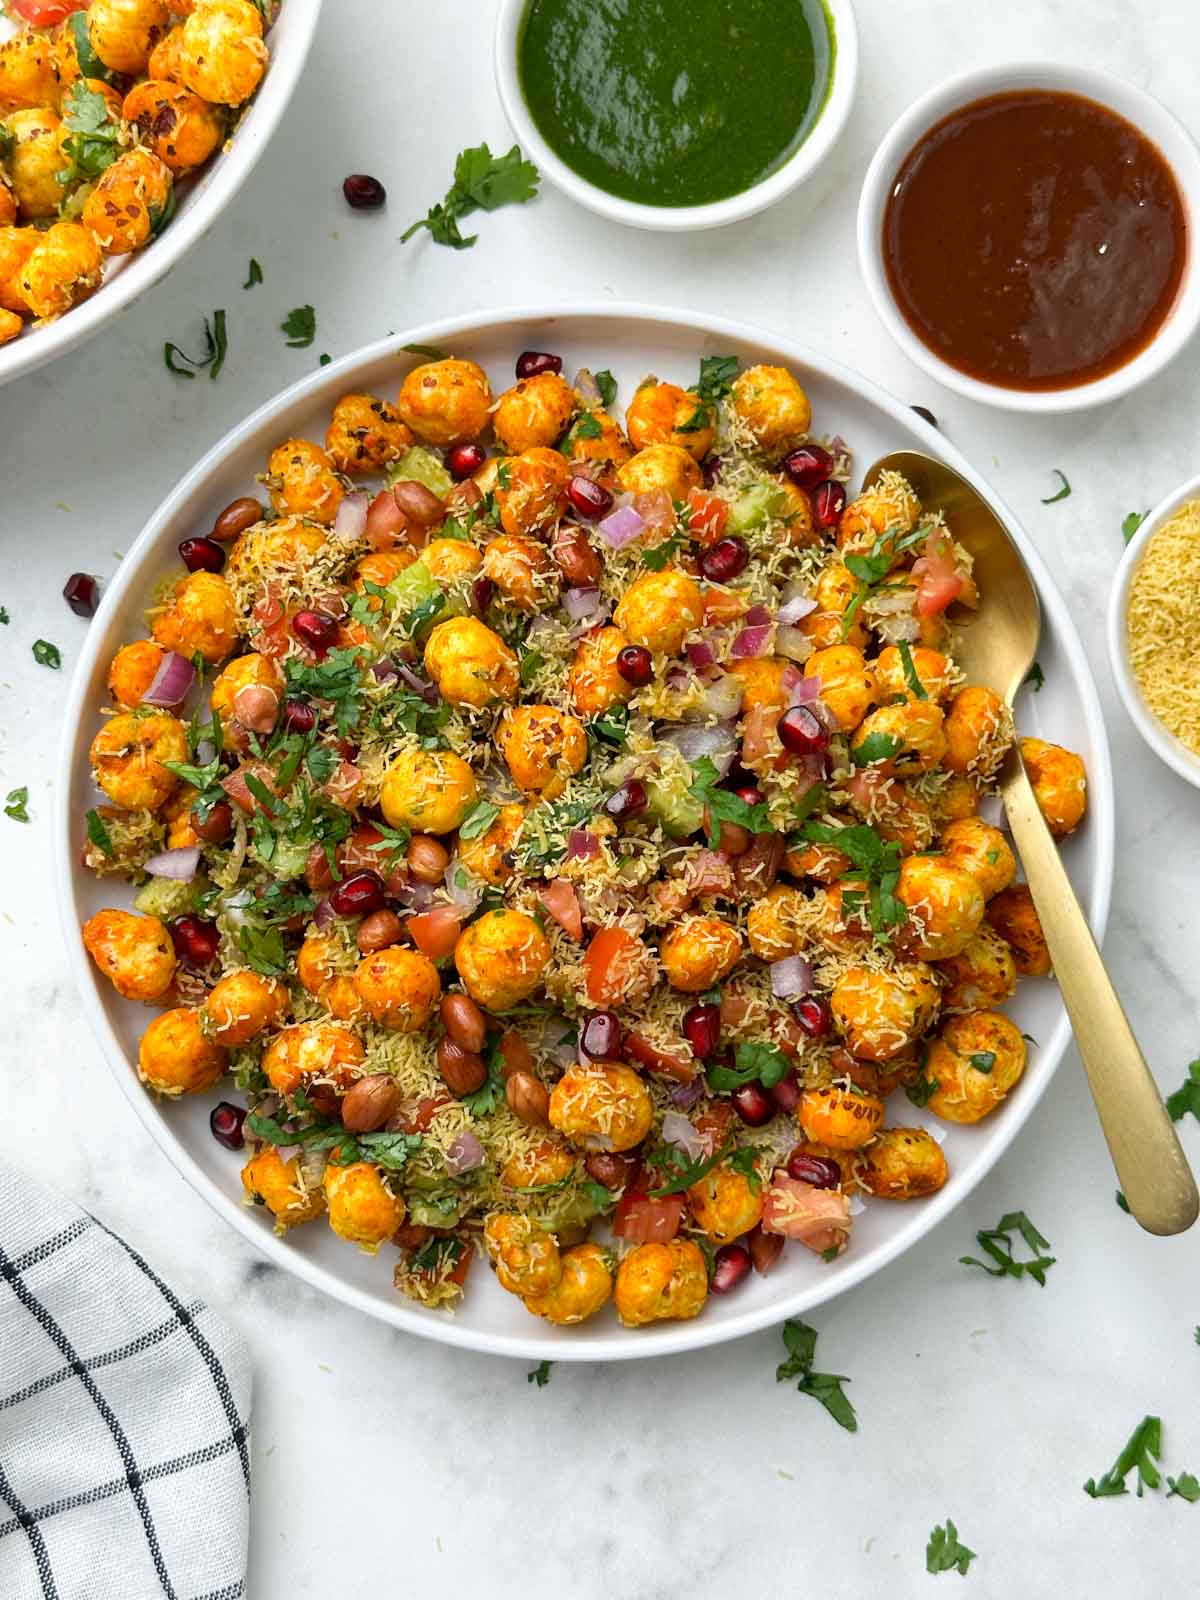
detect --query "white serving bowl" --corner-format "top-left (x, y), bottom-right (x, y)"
top-left (0, 0), bottom-right (323, 389)
top-left (856, 62), bottom-right (1200, 413)
top-left (57, 305), bottom-right (1113, 1361)
top-left (494, 0), bottom-right (858, 231)
top-left (1108, 472), bottom-right (1200, 788)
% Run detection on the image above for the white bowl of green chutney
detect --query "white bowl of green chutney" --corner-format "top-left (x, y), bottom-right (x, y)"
top-left (495, 0), bottom-right (858, 231)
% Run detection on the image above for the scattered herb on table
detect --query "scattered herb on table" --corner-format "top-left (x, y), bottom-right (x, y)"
top-left (959, 1210), bottom-right (1055, 1285)
top-left (244, 258), bottom-right (263, 289)
top-left (401, 142), bottom-right (540, 250)
top-left (4, 787), bottom-right (29, 822)
top-left (1115, 1190), bottom-right (1130, 1213)
top-left (1023, 661), bottom-right (1045, 692)
top-left (165, 310), bottom-right (228, 380)
top-left (1165, 1058), bottom-right (1200, 1124)
top-left (775, 1318), bottom-right (857, 1432)
top-left (1167, 1472), bottom-right (1200, 1503)
top-left (1122, 510), bottom-right (1148, 544)
top-left (32, 639), bottom-right (61, 668)
top-left (926, 1518), bottom-right (976, 1576)
top-left (281, 305), bottom-right (316, 348)
top-left (1084, 1414), bottom-right (1163, 1498)
top-left (527, 1360), bottom-right (553, 1387)
top-left (0, 606), bottom-right (8, 623)
top-left (1041, 469), bottom-right (1071, 503)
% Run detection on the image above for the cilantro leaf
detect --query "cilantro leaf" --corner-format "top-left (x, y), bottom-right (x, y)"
top-left (85, 808), bottom-right (113, 857)
top-left (896, 639), bottom-right (928, 700)
top-left (1115, 1189), bottom-right (1130, 1213)
top-left (237, 924), bottom-right (287, 977)
top-left (698, 354), bottom-right (738, 401)
top-left (968, 1051), bottom-right (996, 1074)
top-left (461, 1034), bottom-right (506, 1117)
top-left (641, 532), bottom-right (686, 571)
top-left (459, 800), bottom-right (500, 841)
top-left (706, 1040), bottom-right (790, 1093)
top-left (5, 787), bottom-right (29, 823)
top-left (33, 639), bottom-right (61, 668)
top-left (403, 343), bottom-right (450, 361)
top-left (960, 1210), bottom-right (1055, 1287)
top-left (926, 1518), bottom-right (976, 1576)
top-left (401, 142), bottom-right (540, 250)
top-left (905, 1068), bottom-right (939, 1108)
top-left (527, 1360), bottom-right (553, 1387)
top-left (164, 311), bottom-right (228, 381)
top-left (244, 258), bottom-right (263, 289)
top-left (1167, 1472), bottom-right (1200, 1503)
top-left (281, 305), bottom-right (316, 348)
top-left (573, 412), bottom-right (602, 440)
top-left (688, 755), bottom-right (770, 846)
top-left (283, 649), bottom-right (364, 735)
top-left (1165, 1058), bottom-right (1200, 1124)
top-left (775, 1319), bottom-right (857, 1432)
top-left (594, 369), bottom-right (617, 408)
top-left (1022, 660), bottom-right (1045, 693)
top-left (1041, 468), bottom-right (1071, 504)
top-left (59, 82), bottom-right (122, 183)
top-left (0, 605), bottom-right (9, 623)
top-left (850, 731), bottom-right (902, 767)
top-left (1084, 1415), bottom-right (1163, 1498)
top-left (645, 1137), bottom-right (732, 1198)
top-left (801, 820), bottom-right (907, 942)
top-left (68, 12), bottom-right (119, 83)
top-left (1122, 510), bottom-right (1148, 544)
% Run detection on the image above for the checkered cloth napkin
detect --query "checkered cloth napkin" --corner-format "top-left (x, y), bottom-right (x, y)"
top-left (0, 1161), bottom-right (251, 1600)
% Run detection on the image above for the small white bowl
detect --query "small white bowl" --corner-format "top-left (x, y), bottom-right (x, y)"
top-left (856, 63), bottom-right (1200, 413)
top-left (1108, 473), bottom-right (1200, 789)
top-left (494, 0), bottom-right (858, 232)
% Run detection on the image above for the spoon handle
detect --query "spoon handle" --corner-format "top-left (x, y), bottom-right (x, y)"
top-left (1001, 758), bottom-right (1198, 1235)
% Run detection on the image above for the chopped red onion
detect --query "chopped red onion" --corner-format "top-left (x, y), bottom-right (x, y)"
top-left (597, 504), bottom-right (645, 549)
top-left (564, 585), bottom-right (603, 620)
top-left (731, 623), bottom-right (774, 659)
top-left (372, 657), bottom-right (400, 684)
top-left (665, 664), bottom-right (692, 692)
top-left (775, 625), bottom-right (812, 663)
top-left (661, 1112), bottom-right (707, 1160)
top-left (659, 721), bottom-right (737, 776)
top-left (312, 896), bottom-right (335, 930)
top-left (333, 491), bottom-right (368, 542)
top-left (444, 859), bottom-right (482, 916)
top-left (671, 1077), bottom-right (706, 1109)
top-left (446, 1130), bottom-right (486, 1176)
top-left (541, 1016), bottom-right (580, 1069)
top-left (145, 845), bottom-right (200, 881)
top-left (634, 489), bottom-right (675, 531)
top-left (744, 603), bottom-right (772, 627)
top-left (697, 672), bottom-right (744, 722)
top-left (777, 593), bottom-right (818, 625)
top-left (572, 367), bottom-right (603, 408)
top-left (392, 878), bottom-right (437, 912)
top-left (140, 651), bottom-right (195, 710)
top-left (686, 640), bottom-right (716, 670)
top-left (770, 954), bottom-right (813, 1000)
top-left (787, 673), bottom-right (824, 706)
top-left (567, 828), bottom-right (601, 860)
top-left (396, 663), bottom-right (439, 704)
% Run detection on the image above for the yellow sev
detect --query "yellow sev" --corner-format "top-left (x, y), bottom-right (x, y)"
top-left (1126, 499), bottom-right (1200, 754)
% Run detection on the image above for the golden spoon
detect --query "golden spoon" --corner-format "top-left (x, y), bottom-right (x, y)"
top-left (864, 449), bottom-right (1198, 1236)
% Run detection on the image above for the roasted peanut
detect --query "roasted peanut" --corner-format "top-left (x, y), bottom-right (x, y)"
top-left (211, 497), bottom-right (263, 543)
top-left (192, 800), bottom-right (233, 843)
top-left (232, 683), bottom-right (279, 733)
top-left (407, 834), bottom-right (450, 884)
top-left (440, 992), bottom-right (487, 1054)
top-left (437, 1037), bottom-right (487, 1096)
top-left (340, 1074), bottom-right (401, 1133)
top-left (498, 1029), bottom-right (535, 1079)
top-left (305, 842), bottom-right (336, 892)
top-left (584, 1151), bottom-right (632, 1190)
top-left (550, 526), bottom-right (602, 587)
top-left (505, 1069), bottom-right (550, 1127)
top-left (356, 909), bottom-right (404, 953)
top-left (748, 1225), bottom-right (784, 1276)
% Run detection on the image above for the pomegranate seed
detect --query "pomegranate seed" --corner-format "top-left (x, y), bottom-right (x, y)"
top-left (911, 404), bottom-right (938, 428)
top-left (343, 173), bottom-right (386, 209)
top-left (710, 1242), bottom-right (752, 1294)
top-left (792, 995), bottom-right (831, 1038)
top-left (171, 915), bottom-right (220, 968)
top-left (682, 1003), bottom-right (720, 1060)
top-left (731, 1082), bottom-right (774, 1126)
top-left (283, 698), bottom-right (316, 734)
top-left (446, 442), bottom-right (486, 479)
top-left (778, 704), bottom-right (829, 756)
top-left (209, 1102), bottom-right (246, 1151)
top-left (748, 1225), bottom-right (785, 1276)
top-left (178, 536), bottom-right (225, 574)
top-left (604, 779), bottom-right (647, 821)
top-left (733, 785), bottom-right (764, 807)
top-left (811, 480), bottom-right (847, 529)
top-left (787, 1150), bottom-right (842, 1189)
top-left (782, 444), bottom-right (834, 490)
top-left (580, 1010), bottom-right (622, 1060)
top-left (616, 645), bottom-right (652, 686)
top-left (568, 475), bottom-right (613, 519)
top-left (329, 870), bottom-right (385, 917)
top-left (472, 576), bottom-right (495, 614)
top-left (63, 572), bottom-right (99, 617)
top-left (515, 350), bottom-right (562, 379)
top-left (770, 1071), bottom-right (802, 1112)
top-left (293, 609), bottom-right (338, 652)
top-left (702, 456), bottom-right (723, 488)
top-left (699, 536), bottom-right (749, 583)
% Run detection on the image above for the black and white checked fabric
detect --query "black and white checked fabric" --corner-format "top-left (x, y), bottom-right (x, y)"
top-left (0, 1163), bottom-right (251, 1600)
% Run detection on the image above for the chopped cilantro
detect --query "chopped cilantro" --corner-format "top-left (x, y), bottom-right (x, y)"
top-left (244, 258), bottom-right (263, 289)
top-left (589, 706), bottom-right (628, 746)
top-left (461, 1034), bottom-right (506, 1116)
top-left (283, 649), bottom-right (364, 736)
top-left (518, 646), bottom-right (544, 686)
top-left (905, 1069), bottom-right (939, 1108)
top-left (1167, 1472), bottom-right (1200, 1503)
top-left (248, 1110), bottom-right (420, 1171)
top-left (1041, 469), bottom-right (1071, 504)
top-left (1165, 1058), bottom-right (1200, 1124)
top-left (706, 1040), bottom-right (790, 1093)
top-left (527, 1360), bottom-right (553, 1387)
top-left (850, 731), bottom-right (902, 767)
top-left (401, 142), bottom-right (540, 250)
top-left (1023, 661), bottom-right (1045, 692)
top-left (403, 343), bottom-right (450, 361)
top-left (59, 82), bottom-right (121, 183)
top-left (0, 606), bottom-right (8, 624)
top-left (896, 639), bottom-right (928, 700)
top-left (237, 925), bottom-right (287, 977)
top-left (32, 639), bottom-right (61, 669)
top-left (968, 1051), bottom-right (996, 1074)
top-left (1084, 1415), bottom-right (1162, 1498)
top-left (1122, 510), bottom-right (1148, 544)
top-left (281, 305), bottom-right (316, 348)
top-left (646, 1136), bottom-right (735, 1198)
top-left (4, 787), bottom-right (29, 823)
top-left (641, 532), bottom-right (686, 571)
top-left (594, 369), bottom-right (617, 408)
top-left (68, 11), bottom-right (119, 82)
top-left (776, 1319), bottom-right (857, 1432)
top-left (802, 821), bottom-right (906, 942)
top-left (85, 808), bottom-right (113, 856)
top-left (1115, 1189), bottom-right (1130, 1213)
top-left (573, 412), bottom-right (602, 440)
top-left (165, 310), bottom-right (228, 380)
top-left (960, 1210), bottom-right (1055, 1286)
top-left (926, 1519), bottom-right (976, 1576)
top-left (459, 800), bottom-right (501, 841)
top-left (580, 1180), bottom-right (618, 1211)
top-left (513, 789), bottom-right (601, 872)
top-left (697, 353), bottom-right (738, 401)
top-left (688, 754), bottom-right (770, 846)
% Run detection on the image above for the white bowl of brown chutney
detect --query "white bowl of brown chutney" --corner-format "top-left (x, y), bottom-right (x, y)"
top-left (495, 0), bottom-right (859, 231)
top-left (856, 63), bottom-right (1200, 411)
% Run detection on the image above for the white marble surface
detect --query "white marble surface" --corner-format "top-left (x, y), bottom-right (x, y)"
top-left (3, 0), bottom-right (1200, 1593)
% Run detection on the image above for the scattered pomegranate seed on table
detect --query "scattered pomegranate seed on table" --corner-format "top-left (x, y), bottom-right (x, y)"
top-left (343, 173), bottom-right (386, 209)
top-left (62, 572), bottom-right (99, 616)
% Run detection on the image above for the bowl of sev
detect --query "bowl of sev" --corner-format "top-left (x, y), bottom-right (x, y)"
top-left (1109, 476), bottom-right (1200, 787)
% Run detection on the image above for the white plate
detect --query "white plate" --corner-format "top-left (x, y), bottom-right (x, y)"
top-left (56, 304), bottom-right (1114, 1362)
top-left (0, 0), bottom-right (323, 388)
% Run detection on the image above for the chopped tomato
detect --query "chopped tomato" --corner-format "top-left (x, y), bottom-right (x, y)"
top-left (538, 878), bottom-right (582, 940)
top-left (221, 761), bottom-right (280, 815)
top-left (365, 487), bottom-right (411, 549)
top-left (583, 925), bottom-right (643, 1007)
top-left (624, 1030), bottom-right (696, 1083)
top-left (408, 906), bottom-right (461, 960)
top-left (396, 1094), bottom-right (452, 1134)
top-left (322, 759), bottom-right (363, 808)
top-left (11, 0), bottom-right (84, 21)
top-left (686, 489), bottom-right (729, 547)
top-left (761, 1176), bottom-right (851, 1256)
top-left (741, 704), bottom-right (785, 772)
top-left (633, 488), bottom-right (675, 532)
top-left (703, 586), bottom-right (749, 624)
top-left (612, 1189), bottom-right (685, 1244)
top-left (911, 531), bottom-right (965, 617)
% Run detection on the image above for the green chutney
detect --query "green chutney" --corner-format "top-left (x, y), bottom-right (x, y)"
top-left (517, 0), bottom-right (835, 209)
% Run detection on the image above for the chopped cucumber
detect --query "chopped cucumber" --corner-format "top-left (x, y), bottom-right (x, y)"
top-left (388, 446), bottom-right (454, 499)
top-left (725, 480), bottom-right (794, 534)
top-left (645, 773), bottom-right (704, 839)
top-left (134, 877), bottom-right (197, 921)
